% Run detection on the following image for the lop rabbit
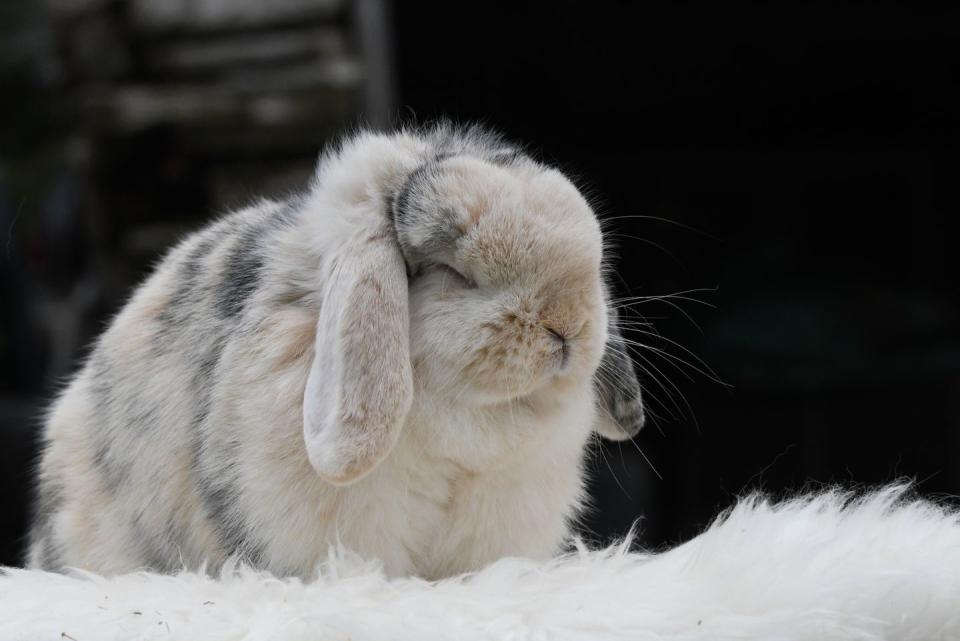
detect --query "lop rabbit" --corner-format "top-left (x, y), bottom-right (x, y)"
top-left (28, 124), bottom-right (644, 579)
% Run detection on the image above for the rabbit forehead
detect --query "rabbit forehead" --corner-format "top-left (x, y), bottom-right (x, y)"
top-left (435, 157), bottom-right (598, 231)
top-left (459, 216), bottom-right (601, 290)
top-left (418, 157), bottom-right (599, 266)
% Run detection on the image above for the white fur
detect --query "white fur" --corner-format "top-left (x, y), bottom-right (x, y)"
top-left (5, 485), bottom-right (958, 640)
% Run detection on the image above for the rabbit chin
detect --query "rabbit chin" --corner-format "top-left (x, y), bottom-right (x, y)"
top-left (413, 357), bottom-right (591, 407)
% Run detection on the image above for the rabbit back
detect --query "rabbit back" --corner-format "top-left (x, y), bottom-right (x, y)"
top-left (28, 199), bottom-right (318, 573)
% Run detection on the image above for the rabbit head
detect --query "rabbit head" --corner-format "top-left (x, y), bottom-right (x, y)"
top-left (396, 154), bottom-right (609, 404)
top-left (303, 128), bottom-right (644, 485)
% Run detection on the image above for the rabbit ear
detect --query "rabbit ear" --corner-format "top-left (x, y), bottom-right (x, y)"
top-left (594, 303), bottom-right (646, 441)
top-left (302, 231), bottom-right (414, 486)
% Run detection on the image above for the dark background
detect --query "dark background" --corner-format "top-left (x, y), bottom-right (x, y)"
top-left (1, 1), bottom-right (958, 565)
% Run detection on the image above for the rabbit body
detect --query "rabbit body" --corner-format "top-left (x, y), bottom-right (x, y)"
top-left (28, 126), bottom-right (643, 579)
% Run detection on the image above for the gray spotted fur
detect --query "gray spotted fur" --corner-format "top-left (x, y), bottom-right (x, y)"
top-left (27, 122), bottom-right (644, 575)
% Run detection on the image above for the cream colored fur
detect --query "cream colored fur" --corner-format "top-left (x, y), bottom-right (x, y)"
top-left (28, 125), bottom-right (637, 580)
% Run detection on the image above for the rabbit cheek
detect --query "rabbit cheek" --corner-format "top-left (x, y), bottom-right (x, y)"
top-left (458, 328), bottom-right (542, 400)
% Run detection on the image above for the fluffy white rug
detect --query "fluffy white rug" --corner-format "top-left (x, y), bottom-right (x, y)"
top-left (1, 485), bottom-right (958, 641)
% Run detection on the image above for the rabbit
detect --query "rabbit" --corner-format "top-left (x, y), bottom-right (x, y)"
top-left (27, 123), bottom-right (645, 580)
